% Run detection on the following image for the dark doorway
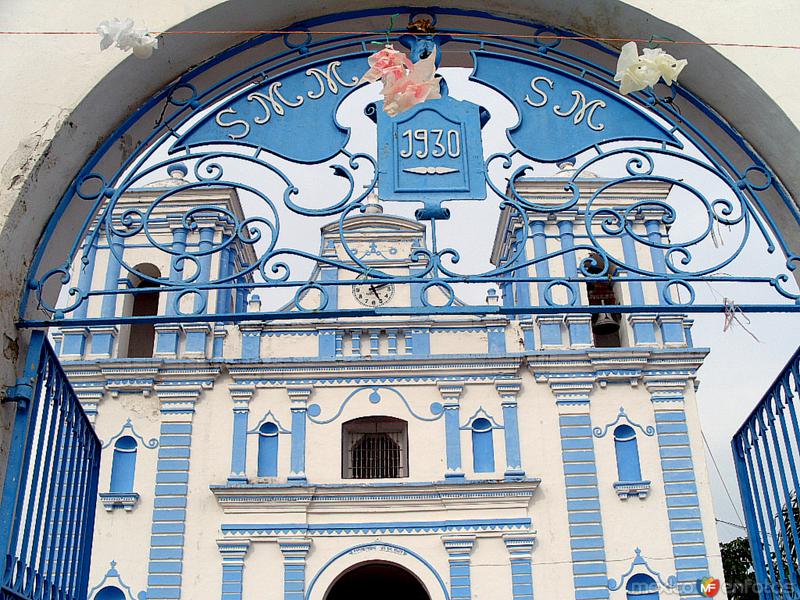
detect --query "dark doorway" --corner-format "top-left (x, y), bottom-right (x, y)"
top-left (326, 562), bottom-right (430, 600)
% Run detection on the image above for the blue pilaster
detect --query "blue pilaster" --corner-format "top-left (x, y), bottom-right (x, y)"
top-left (278, 538), bottom-right (311, 600)
top-left (503, 533), bottom-right (536, 600)
top-left (350, 330), bottom-right (361, 356)
top-left (438, 381), bottom-right (465, 480)
top-left (558, 412), bottom-right (609, 600)
top-left (334, 331), bottom-right (343, 357)
top-left (62, 234), bottom-right (99, 357)
top-left (240, 325), bottom-right (261, 359)
top-left (320, 267), bottom-right (338, 311)
top-left (621, 230), bottom-right (658, 345)
top-left (531, 219), bottom-right (562, 345)
top-left (410, 267), bottom-right (425, 307)
top-left (288, 386), bottom-right (312, 483)
top-left (558, 219), bottom-right (580, 303)
top-left (496, 379), bottom-right (524, 478)
top-left (404, 330), bottom-right (414, 355)
top-left (536, 316), bottom-right (563, 348)
top-left (228, 387), bottom-right (253, 484)
top-left (218, 540), bottom-right (250, 600)
top-left (147, 386), bottom-right (202, 600)
top-left (411, 327), bottom-right (430, 356)
top-left (652, 400), bottom-right (711, 595)
top-left (442, 536), bottom-right (476, 600)
top-left (369, 331), bottom-right (380, 355)
top-left (520, 319), bottom-right (535, 350)
top-left (658, 315), bottom-right (686, 346)
top-left (212, 327), bottom-right (227, 358)
top-left (91, 230), bottom-right (125, 356)
top-left (215, 246), bottom-right (233, 315)
top-left (156, 225), bottom-right (188, 356)
top-left (387, 329), bottom-right (398, 354)
top-left (513, 226), bottom-right (532, 311)
top-left (318, 328), bottom-right (336, 359)
top-left (565, 316), bottom-right (592, 348)
top-left (488, 325), bottom-right (507, 353)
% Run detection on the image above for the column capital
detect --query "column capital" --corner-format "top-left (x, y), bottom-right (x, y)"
top-left (217, 538), bottom-right (251, 560)
top-left (437, 380), bottom-right (465, 404)
top-left (278, 537), bottom-right (312, 560)
top-left (503, 532), bottom-right (537, 558)
top-left (644, 375), bottom-right (688, 403)
top-left (495, 378), bottom-right (522, 402)
top-left (287, 385), bottom-right (313, 406)
top-left (442, 535), bottom-right (476, 557)
top-left (229, 385), bottom-right (255, 407)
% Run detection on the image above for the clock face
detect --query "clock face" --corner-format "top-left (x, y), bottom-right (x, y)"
top-left (352, 276), bottom-right (395, 307)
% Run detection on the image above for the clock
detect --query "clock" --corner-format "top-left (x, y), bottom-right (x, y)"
top-left (352, 275), bottom-right (395, 307)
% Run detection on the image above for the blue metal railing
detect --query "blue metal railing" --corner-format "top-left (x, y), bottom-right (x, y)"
top-left (733, 346), bottom-right (800, 599)
top-left (0, 331), bottom-right (100, 600)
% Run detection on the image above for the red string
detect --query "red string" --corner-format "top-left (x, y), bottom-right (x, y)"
top-left (0, 29), bottom-right (798, 50)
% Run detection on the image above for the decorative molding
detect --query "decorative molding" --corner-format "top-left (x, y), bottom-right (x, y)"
top-left (101, 418), bottom-right (159, 449)
top-left (460, 407), bottom-right (503, 430)
top-left (607, 548), bottom-right (677, 591)
top-left (248, 410), bottom-right (291, 434)
top-left (613, 480), bottom-right (651, 500)
top-left (88, 561), bottom-right (144, 600)
top-left (211, 479), bottom-right (540, 514)
top-left (222, 517), bottom-right (532, 537)
top-left (592, 407), bottom-right (655, 439)
top-left (99, 492), bottom-right (140, 512)
top-left (307, 385), bottom-right (444, 425)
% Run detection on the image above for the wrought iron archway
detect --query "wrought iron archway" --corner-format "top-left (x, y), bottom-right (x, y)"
top-left (17, 8), bottom-right (800, 329)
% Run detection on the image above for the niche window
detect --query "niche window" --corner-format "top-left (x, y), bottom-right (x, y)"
top-left (257, 422), bottom-right (279, 478)
top-left (613, 424), bottom-right (650, 499)
top-left (95, 587), bottom-right (126, 600)
top-left (125, 263), bottom-right (161, 358)
top-left (625, 573), bottom-right (659, 599)
top-left (585, 254), bottom-right (622, 348)
top-left (342, 416), bottom-right (408, 479)
top-left (471, 417), bottom-right (496, 473)
top-left (109, 435), bottom-right (137, 493)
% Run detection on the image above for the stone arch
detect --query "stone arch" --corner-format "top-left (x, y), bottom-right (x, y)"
top-left (2, 1), bottom-right (799, 382)
top-left (305, 542), bottom-right (449, 600)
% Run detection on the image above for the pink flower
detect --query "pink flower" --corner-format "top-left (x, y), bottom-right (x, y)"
top-left (360, 45), bottom-right (441, 116)
top-left (359, 45), bottom-right (413, 84)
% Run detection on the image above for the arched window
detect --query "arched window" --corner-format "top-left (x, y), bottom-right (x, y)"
top-left (125, 263), bottom-right (161, 358)
top-left (471, 417), bottom-right (495, 473)
top-left (109, 435), bottom-right (137, 493)
top-left (342, 416), bottom-right (408, 479)
top-left (95, 586), bottom-right (126, 600)
top-left (257, 422), bottom-right (279, 477)
top-left (626, 573), bottom-right (659, 599)
top-left (614, 424), bottom-right (643, 482)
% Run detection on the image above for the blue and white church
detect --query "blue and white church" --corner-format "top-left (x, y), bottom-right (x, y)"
top-left (53, 164), bottom-right (724, 600)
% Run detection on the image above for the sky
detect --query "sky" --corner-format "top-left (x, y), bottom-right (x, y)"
top-left (111, 65), bottom-right (800, 543)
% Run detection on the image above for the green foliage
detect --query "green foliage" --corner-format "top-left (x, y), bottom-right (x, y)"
top-left (720, 536), bottom-right (759, 599)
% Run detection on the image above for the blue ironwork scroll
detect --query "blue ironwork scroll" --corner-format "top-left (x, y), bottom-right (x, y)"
top-left (18, 9), bottom-right (800, 328)
top-left (0, 331), bottom-right (101, 600)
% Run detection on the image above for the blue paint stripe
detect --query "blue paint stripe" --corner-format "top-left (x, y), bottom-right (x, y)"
top-left (665, 482), bottom-right (698, 495)
top-left (666, 495), bottom-right (699, 508)
top-left (150, 535), bottom-right (185, 546)
top-left (574, 588), bottom-right (610, 599)
top-left (156, 484), bottom-right (188, 496)
top-left (570, 524), bottom-right (603, 537)
top-left (559, 415), bottom-right (591, 426)
top-left (152, 523), bottom-right (186, 534)
top-left (562, 450), bottom-right (596, 462)
top-left (160, 435), bottom-right (192, 446)
top-left (658, 434), bottom-right (691, 446)
top-left (672, 532), bottom-right (705, 544)
top-left (567, 499), bottom-right (601, 511)
top-left (669, 519), bottom-right (703, 531)
top-left (564, 463), bottom-right (597, 475)
top-left (662, 470), bottom-right (695, 482)
top-left (660, 458), bottom-right (695, 471)
top-left (159, 447), bottom-right (191, 459)
top-left (570, 537), bottom-right (604, 549)
top-left (157, 459), bottom-right (191, 471)
top-left (566, 475), bottom-right (598, 486)
top-left (150, 548), bottom-right (184, 560)
top-left (562, 438), bottom-right (594, 450)
top-left (656, 422), bottom-right (688, 434)
top-left (668, 507), bottom-right (702, 520)
top-left (573, 563), bottom-right (606, 575)
top-left (566, 487), bottom-right (599, 500)
top-left (154, 497), bottom-right (188, 509)
top-left (571, 550), bottom-right (606, 562)
top-left (161, 423), bottom-right (192, 435)
top-left (568, 512), bottom-right (602, 524)
top-left (560, 426), bottom-right (593, 438)
top-left (148, 574), bottom-right (182, 586)
top-left (655, 412), bottom-right (686, 423)
top-left (659, 446), bottom-right (692, 459)
top-left (156, 472), bottom-right (190, 484)
top-left (149, 561), bottom-right (183, 574)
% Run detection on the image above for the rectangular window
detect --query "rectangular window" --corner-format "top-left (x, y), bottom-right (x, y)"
top-left (342, 417), bottom-right (408, 479)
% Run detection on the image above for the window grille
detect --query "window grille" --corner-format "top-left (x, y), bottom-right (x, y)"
top-left (343, 417), bottom-right (408, 479)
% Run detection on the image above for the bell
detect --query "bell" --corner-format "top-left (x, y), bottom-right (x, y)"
top-left (593, 313), bottom-right (620, 336)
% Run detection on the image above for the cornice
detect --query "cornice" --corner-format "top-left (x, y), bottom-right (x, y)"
top-left (210, 479), bottom-right (540, 515)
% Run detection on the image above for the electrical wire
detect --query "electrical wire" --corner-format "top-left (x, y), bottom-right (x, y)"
top-left (703, 429), bottom-right (745, 527)
top-left (0, 29), bottom-right (799, 50)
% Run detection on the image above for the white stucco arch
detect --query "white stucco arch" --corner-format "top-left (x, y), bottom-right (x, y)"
top-left (1, 0), bottom-right (799, 482)
top-left (305, 542), bottom-right (449, 600)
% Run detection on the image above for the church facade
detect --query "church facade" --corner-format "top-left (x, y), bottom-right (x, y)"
top-left (53, 167), bottom-right (725, 600)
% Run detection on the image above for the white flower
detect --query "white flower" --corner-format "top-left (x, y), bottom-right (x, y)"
top-left (614, 41), bottom-right (687, 95)
top-left (97, 18), bottom-right (159, 59)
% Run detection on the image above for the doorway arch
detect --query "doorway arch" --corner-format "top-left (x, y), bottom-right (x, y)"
top-left (325, 561), bottom-right (430, 600)
top-left (306, 542), bottom-right (449, 600)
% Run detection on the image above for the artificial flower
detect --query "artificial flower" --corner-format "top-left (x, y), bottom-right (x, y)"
top-left (97, 18), bottom-right (159, 59)
top-left (614, 41), bottom-right (686, 95)
top-left (359, 44), bottom-right (441, 115)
